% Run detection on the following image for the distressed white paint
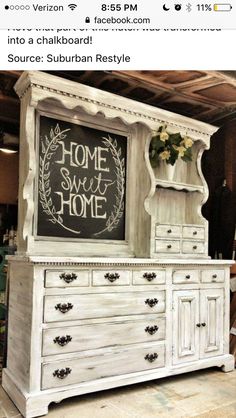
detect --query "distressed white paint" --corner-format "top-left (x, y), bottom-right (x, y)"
top-left (13, 71), bottom-right (217, 259)
top-left (2, 258), bottom-right (234, 418)
top-left (2, 72), bottom-right (235, 418)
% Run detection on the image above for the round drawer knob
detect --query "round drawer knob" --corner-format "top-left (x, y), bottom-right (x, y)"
top-left (193, 231), bottom-right (197, 235)
top-left (212, 274), bottom-right (217, 278)
top-left (167, 244), bottom-right (172, 249)
top-left (193, 245), bottom-right (197, 250)
top-left (196, 323), bottom-right (201, 327)
top-left (185, 275), bottom-right (191, 279)
top-left (201, 323), bottom-right (206, 327)
top-left (167, 229), bottom-right (172, 234)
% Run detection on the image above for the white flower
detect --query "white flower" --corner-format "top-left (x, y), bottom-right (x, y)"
top-left (159, 131), bottom-right (169, 142)
top-left (159, 150), bottom-right (171, 160)
top-left (182, 136), bottom-right (193, 149)
top-left (173, 145), bottom-right (186, 157)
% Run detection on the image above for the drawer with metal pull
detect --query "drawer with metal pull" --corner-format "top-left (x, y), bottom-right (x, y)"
top-left (44, 291), bottom-right (166, 323)
top-left (133, 270), bottom-right (166, 285)
top-left (182, 241), bottom-right (205, 254)
top-left (182, 226), bottom-right (205, 240)
top-left (201, 270), bottom-right (225, 283)
top-left (92, 270), bottom-right (130, 286)
top-left (42, 317), bottom-right (166, 356)
top-left (155, 239), bottom-right (180, 254)
top-left (155, 224), bottom-right (181, 239)
top-left (41, 342), bottom-right (165, 389)
top-left (172, 270), bottom-right (199, 284)
top-left (45, 270), bottom-right (89, 288)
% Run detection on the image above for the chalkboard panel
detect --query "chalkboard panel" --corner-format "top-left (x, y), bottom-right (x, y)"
top-left (37, 116), bottom-right (127, 240)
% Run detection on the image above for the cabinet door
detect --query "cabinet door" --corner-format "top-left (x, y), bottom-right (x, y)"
top-left (173, 290), bottom-right (200, 365)
top-left (200, 289), bottom-right (224, 358)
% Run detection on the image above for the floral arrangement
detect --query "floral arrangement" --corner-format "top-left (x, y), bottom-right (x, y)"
top-left (149, 124), bottom-right (194, 167)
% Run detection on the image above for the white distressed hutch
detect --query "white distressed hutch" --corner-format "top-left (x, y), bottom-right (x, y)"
top-left (2, 71), bottom-right (234, 418)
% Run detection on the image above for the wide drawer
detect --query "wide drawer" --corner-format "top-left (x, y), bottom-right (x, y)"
top-left (44, 291), bottom-right (166, 323)
top-left (45, 270), bottom-right (89, 288)
top-left (155, 240), bottom-right (180, 254)
top-left (182, 226), bottom-right (205, 240)
top-left (172, 270), bottom-right (199, 284)
top-left (155, 224), bottom-right (181, 239)
top-left (42, 317), bottom-right (166, 356)
top-left (92, 270), bottom-right (130, 286)
top-left (201, 270), bottom-right (225, 283)
top-left (42, 342), bottom-right (165, 389)
top-left (133, 270), bottom-right (165, 285)
top-left (182, 241), bottom-right (205, 254)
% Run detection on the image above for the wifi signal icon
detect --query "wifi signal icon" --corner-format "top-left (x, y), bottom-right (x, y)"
top-left (68, 3), bottom-right (77, 11)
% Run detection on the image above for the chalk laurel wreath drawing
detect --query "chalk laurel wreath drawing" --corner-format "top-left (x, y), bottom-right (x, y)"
top-left (94, 135), bottom-right (125, 237)
top-left (39, 125), bottom-right (125, 237)
top-left (38, 124), bottom-right (78, 234)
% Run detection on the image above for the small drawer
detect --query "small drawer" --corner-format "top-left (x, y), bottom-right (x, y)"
top-left (133, 270), bottom-right (165, 285)
top-left (172, 270), bottom-right (199, 284)
top-left (155, 240), bottom-right (180, 254)
top-left (183, 226), bottom-right (205, 240)
top-left (44, 291), bottom-right (166, 323)
top-left (201, 270), bottom-right (224, 283)
top-left (45, 270), bottom-right (89, 288)
top-left (42, 342), bottom-right (165, 389)
top-left (182, 241), bottom-right (205, 254)
top-left (156, 224), bottom-right (181, 239)
top-left (92, 270), bottom-right (130, 286)
top-left (42, 317), bottom-right (166, 356)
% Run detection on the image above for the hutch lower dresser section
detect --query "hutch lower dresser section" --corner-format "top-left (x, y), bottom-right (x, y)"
top-left (2, 257), bottom-right (234, 418)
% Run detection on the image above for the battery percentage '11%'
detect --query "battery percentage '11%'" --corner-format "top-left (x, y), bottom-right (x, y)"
top-left (197, 4), bottom-right (212, 10)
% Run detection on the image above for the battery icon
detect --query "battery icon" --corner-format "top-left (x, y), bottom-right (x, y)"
top-left (214, 4), bottom-right (232, 11)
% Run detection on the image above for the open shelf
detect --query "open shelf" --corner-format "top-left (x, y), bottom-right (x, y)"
top-left (150, 188), bottom-right (205, 226)
top-left (155, 179), bottom-right (204, 193)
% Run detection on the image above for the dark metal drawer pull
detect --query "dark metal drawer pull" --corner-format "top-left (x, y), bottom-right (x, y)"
top-left (59, 273), bottom-right (78, 283)
top-left (55, 303), bottom-right (73, 313)
top-left (193, 231), bottom-right (197, 235)
top-left (196, 323), bottom-right (201, 327)
top-left (145, 353), bottom-right (158, 363)
top-left (104, 272), bottom-right (120, 283)
top-left (167, 229), bottom-right (172, 233)
top-left (201, 323), bottom-right (206, 327)
top-left (145, 298), bottom-right (158, 308)
top-left (53, 335), bottom-right (72, 346)
top-left (145, 325), bottom-right (159, 335)
top-left (143, 272), bottom-right (157, 282)
top-left (185, 275), bottom-right (191, 279)
top-left (193, 245), bottom-right (197, 250)
top-left (212, 274), bottom-right (217, 278)
top-left (53, 368), bottom-right (71, 379)
top-left (167, 244), bottom-right (172, 249)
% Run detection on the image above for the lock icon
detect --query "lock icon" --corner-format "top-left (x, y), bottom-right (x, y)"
top-left (85, 17), bottom-right (90, 23)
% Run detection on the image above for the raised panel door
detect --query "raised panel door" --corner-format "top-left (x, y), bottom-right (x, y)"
top-left (200, 289), bottom-right (224, 358)
top-left (173, 290), bottom-right (200, 365)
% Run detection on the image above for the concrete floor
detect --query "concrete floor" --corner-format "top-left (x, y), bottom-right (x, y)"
top-left (0, 368), bottom-right (235, 418)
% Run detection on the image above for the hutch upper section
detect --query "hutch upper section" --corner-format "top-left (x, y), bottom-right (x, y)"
top-left (14, 71), bottom-right (217, 258)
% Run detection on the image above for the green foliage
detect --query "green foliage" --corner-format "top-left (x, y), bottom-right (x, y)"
top-left (181, 147), bottom-right (192, 162)
top-left (149, 125), bottom-right (193, 167)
